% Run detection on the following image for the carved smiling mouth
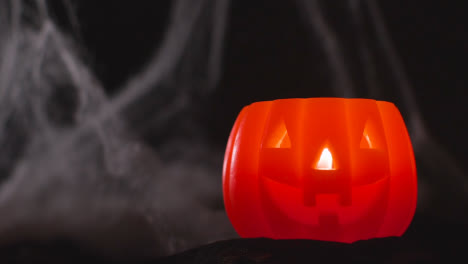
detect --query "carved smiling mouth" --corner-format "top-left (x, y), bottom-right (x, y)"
top-left (261, 175), bottom-right (389, 227)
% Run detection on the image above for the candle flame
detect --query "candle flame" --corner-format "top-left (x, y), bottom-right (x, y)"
top-left (315, 147), bottom-right (335, 170)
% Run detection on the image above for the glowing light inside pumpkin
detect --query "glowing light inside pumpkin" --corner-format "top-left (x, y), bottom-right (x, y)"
top-left (364, 133), bottom-right (373, 148)
top-left (360, 122), bottom-right (374, 149)
top-left (275, 129), bottom-right (289, 148)
top-left (315, 147), bottom-right (335, 170)
top-left (265, 121), bottom-right (291, 148)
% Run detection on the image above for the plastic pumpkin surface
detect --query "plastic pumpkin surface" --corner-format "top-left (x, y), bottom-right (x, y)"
top-left (223, 98), bottom-right (417, 243)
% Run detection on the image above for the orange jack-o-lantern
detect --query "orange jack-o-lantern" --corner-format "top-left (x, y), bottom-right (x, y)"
top-left (223, 98), bottom-right (417, 243)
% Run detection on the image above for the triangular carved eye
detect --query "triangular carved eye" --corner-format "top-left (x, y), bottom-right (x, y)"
top-left (360, 121), bottom-right (375, 149)
top-left (265, 120), bottom-right (291, 148)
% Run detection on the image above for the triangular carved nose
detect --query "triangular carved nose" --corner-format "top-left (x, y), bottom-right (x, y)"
top-left (314, 147), bottom-right (336, 170)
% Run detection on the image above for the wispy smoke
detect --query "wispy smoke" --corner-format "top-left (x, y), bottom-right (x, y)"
top-left (296, 0), bottom-right (356, 97)
top-left (361, 0), bottom-right (468, 220)
top-left (0, 0), bottom-right (234, 258)
top-left (0, 0), bottom-right (466, 259)
top-left (295, 0), bottom-right (468, 223)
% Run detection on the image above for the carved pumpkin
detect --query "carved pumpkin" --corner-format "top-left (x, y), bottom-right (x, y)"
top-left (223, 98), bottom-right (417, 243)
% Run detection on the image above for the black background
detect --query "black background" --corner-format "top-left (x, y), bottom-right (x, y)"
top-left (49, 0), bottom-right (467, 169)
top-left (3, 0), bottom-right (466, 262)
